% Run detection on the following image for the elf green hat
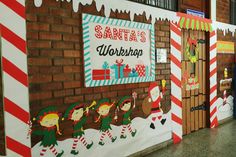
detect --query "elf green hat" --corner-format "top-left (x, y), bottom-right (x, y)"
top-left (63, 103), bottom-right (84, 120)
top-left (93, 98), bottom-right (110, 110)
top-left (34, 106), bottom-right (58, 122)
top-left (118, 96), bottom-right (131, 108)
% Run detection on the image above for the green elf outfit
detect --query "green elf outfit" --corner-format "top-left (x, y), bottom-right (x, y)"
top-left (63, 103), bottom-right (93, 155)
top-left (94, 98), bottom-right (117, 146)
top-left (32, 106), bottom-right (64, 157)
top-left (118, 96), bottom-right (137, 139)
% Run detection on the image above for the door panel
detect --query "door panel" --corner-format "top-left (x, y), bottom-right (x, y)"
top-left (182, 29), bottom-right (207, 135)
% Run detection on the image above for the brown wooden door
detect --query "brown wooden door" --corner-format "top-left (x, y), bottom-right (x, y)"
top-left (181, 29), bottom-right (207, 135)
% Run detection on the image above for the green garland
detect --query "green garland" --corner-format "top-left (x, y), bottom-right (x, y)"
top-left (185, 39), bottom-right (199, 63)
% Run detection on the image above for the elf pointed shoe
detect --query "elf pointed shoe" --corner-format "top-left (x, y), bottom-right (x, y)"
top-left (161, 119), bottom-right (166, 125)
top-left (131, 129), bottom-right (137, 137)
top-left (86, 141), bottom-right (93, 149)
top-left (120, 135), bottom-right (127, 139)
top-left (70, 150), bottom-right (79, 155)
top-left (99, 141), bottom-right (105, 146)
top-left (150, 123), bottom-right (155, 129)
top-left (57, 150), bottom-right (64, 157)
top-left (111, 136), bottom-right (117, 142)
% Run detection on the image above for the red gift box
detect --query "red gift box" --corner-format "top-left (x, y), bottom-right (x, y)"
top-left (123, 64), bottom-right (131, 77)
top-left (135, 64), bottom-right (145, 77)
top-left (92, 69), bottom-right (110, 80)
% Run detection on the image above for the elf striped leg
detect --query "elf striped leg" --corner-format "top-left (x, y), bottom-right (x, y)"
top-left (49, 145), bottom-right (58, 156)
top-left (99, 132), bottom-right (106, 145)
top-left (128, 124), bottom-right (137, 137)
top-left (40, 147), bottom-right (47, 156)
top-left (79, 136), bottom-right (87, 147)
top-left (71, 138), bottom-right (79, 151)
top-left (120, 125), bottom-right (127, 139)
top-left (107, 130), bottom-right (117, 142)
top-left (121, 125), bottom-right (126, 135)
top-left (127, 124), bottom-right (133, 133)
top-left (106, 130), bottom-right (113, 140)
top-left (100, 132), bottom-right (106, 141)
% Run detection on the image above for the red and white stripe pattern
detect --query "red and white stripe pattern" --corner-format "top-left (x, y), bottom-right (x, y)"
top-left (0, 0), bottom-right (31, 156)
top-left (223, 90), bottom-right (227, 105)
top-left (170, 22), bottom-right (183, 144)
top-left (209, 30), bottom-right (218, 128)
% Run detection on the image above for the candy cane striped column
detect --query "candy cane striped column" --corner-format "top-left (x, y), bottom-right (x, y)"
top-left (209, 30), bottom-right (218, 128)
top-left (170, 22), bottom-right (183, 144)
top-left (0, 0), bottom-right (31, 156)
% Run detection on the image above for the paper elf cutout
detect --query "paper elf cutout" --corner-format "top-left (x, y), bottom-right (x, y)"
top-left (147, 81), bottom-right (166, 129)
top-left (117, 94), bottom-right (137, 139)
top-left (186, 73), bottom-right (199, 91)
top-left (93, 98), bottom-right (117, 146)
top-left (185, 36), bottom-right (199, 63)
top-left (32, 106), bottom-right (64, 157)
top-left (63, 101), bottom-right (96, 155)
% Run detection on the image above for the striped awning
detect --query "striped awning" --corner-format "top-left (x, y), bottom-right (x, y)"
top-left (177, 12), bottom-right (213, 32)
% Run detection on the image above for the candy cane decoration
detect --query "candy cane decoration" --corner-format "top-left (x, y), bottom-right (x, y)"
top-left (223, 90), bottom-right (227, 105)
top-left (209, 30), bottom-right (218, 128)
top-left (132, 92), bottom-right (137, 108)
top-left (170, 22), bottom-right (182, 144)
top-left (0, 0), bottom-right (31, 156)
top-left (27, 121), bottom-right (32, 139)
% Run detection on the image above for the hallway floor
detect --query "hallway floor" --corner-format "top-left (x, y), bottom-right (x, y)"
top-left (145, 120), bottom-right (236, 157)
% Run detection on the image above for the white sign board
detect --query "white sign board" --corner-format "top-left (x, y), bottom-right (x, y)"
top-left (156, 48), bottom-right (167, 63)
top-left (82, 14), bottom-right (156, 87)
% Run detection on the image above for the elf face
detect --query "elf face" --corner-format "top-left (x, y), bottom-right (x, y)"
top-left (150, 86), bottom-right (160, 102)
top-left (71, 108), bottom-right (84, 121)
top-left (121, 101), bottom-right (131, 111)
top-left (40, 113), bottom-right (59, 128)
top-left (98, 105), bottom-right (110, 116)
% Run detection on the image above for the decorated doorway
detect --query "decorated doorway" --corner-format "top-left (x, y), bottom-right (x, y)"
top-left (181, 30), bottom-right (207, 135)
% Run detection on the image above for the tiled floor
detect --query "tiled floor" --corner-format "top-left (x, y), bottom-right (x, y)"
top-left (145, 120), bottom-right (236, 157)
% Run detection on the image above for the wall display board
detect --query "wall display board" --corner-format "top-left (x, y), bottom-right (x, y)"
top-left (82, 14), bottom-right (155, 87)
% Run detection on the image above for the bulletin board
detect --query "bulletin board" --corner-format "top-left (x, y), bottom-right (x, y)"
top-left (82, 14), bottom-right (155, 87)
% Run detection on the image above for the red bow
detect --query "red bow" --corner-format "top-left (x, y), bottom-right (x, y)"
top-left (188, 37), bottom-right (197, 45)
top-left (116, 59), bottom-right (124, 78)
top-left (116, 59), bottom-right (123, 65)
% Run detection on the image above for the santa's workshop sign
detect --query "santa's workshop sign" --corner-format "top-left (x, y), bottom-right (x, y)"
top-left (82, 14), bottom-right (155, 87)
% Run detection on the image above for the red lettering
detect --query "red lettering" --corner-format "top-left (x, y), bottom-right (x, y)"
top-left (140, 31), bottom-right (146, 42)
top-left (123, 29), bottom-right (130, 41)
top-left (129, 30), bottom-right (138, 42)
top-left (113, 28), bottom-right (123, 40)
top-left (103, 26), bottom-right (112, 39)
top-left (95, 25), bottom-right (103, 39)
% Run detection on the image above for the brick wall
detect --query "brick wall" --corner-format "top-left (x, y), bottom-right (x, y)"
top-left (26, 0), bottom-right (171, 145)
top-left (216, 0), bottom-right (230, 23)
